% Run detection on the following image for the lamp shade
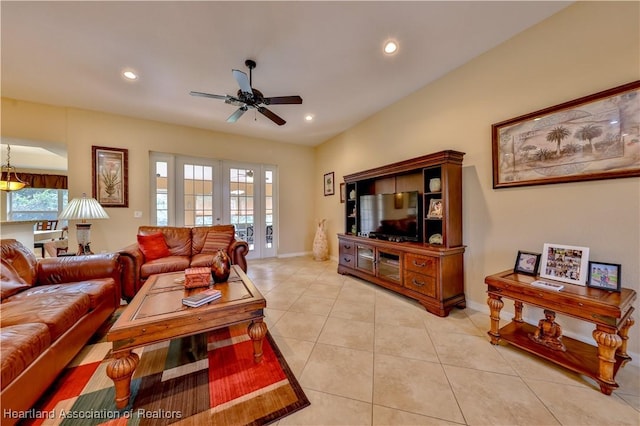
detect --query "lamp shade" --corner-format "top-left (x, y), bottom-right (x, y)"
top-left (58, 193), bottom-right (109, 222)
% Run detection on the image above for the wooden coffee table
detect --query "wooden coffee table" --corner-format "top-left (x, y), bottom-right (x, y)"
top-left (106, 265), bottom-right (267, 409)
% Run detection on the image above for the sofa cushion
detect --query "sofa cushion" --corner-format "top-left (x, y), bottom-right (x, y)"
top-left (190, 253), bottom-right (215, 268)
top-left (0, 323), bottom-right (51, 391)
top-left (0, 293), bottom-right (91, 341)
top-left (140, 256), bottom-right (191, 279)
top-left (192, 225), bottom-right (236, 254)
top-left (137, 232), bottom-right (171, 261)
top-left (203, 229), bottom-right (234, 253)
top-left (0, 239), bottom-right (38, 285)
top-left (0, 281), bottom-right (31, 301)
top-left (138, 226), bottom-right (192, 257)
top-left (8, 280), bottom-right (117, 311)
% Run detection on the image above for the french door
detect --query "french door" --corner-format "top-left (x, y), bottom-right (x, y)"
top-left (150, 153), bottom-right (277, 259)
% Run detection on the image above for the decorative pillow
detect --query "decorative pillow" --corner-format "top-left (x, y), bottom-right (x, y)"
top-left (137, 232), bottom-right (171, 261)
top-left (202, 229), bottom-right (234, 253)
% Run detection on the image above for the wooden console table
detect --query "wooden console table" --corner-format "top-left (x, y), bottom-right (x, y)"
top-left (485, 270), bottom-right (636, 395)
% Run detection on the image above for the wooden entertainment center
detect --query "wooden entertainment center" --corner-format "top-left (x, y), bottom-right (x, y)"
top-left (337, 150), bottom-right (465, 317)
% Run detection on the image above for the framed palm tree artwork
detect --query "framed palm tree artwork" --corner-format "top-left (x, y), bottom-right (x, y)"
top-left (92, 146), bottom-right (128, 207)
top-left (491, 80), bottom-right (640, 189)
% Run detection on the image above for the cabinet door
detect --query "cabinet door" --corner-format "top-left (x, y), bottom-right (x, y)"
top-left (356, 245), bottom-right (375, 274)
top-left (377, 249), bottom-right (402, 284)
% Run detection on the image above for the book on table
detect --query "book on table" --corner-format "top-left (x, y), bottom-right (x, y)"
top-left (182, 288), bottom-right (222, 307)
top-left (531, 280), bottom-right (564, 291)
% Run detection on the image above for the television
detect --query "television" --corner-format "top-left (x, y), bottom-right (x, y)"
top-left (359, 191), bottom-right (421, 242)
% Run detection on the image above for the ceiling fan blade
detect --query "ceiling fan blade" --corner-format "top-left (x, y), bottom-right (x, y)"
top-left (189, 91), bottom-right (228, 100)
top-left (232, 69), bottom-right (253, 94)
top-left (263, 96), bottom-right (303, 105)
top-left (227, 107), bottom-right (248, 123)
top-left (257, 106), bottom-right (286, 126)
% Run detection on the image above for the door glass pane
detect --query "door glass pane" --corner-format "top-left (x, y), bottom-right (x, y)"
top-left (183, 163), bottom-right (213, 226)
top-left (230, 168), bottom-right (255, 250)
top-left (155, 161), bottom-right (168, 225)
top-left (265, 170), bottom-right (273, 249)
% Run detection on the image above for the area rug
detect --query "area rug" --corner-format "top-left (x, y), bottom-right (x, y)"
top-left (23, 320), bottom-right (310, 426)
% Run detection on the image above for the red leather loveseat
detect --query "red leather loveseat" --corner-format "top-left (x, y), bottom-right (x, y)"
top-left (0, 239), bottom-right (121, 425)
top-left (118, 225), bottom-right (249, 301)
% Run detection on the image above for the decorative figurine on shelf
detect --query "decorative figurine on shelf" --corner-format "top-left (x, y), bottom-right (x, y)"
top-left (313, 219), bottom-right (329, 261)
top-left (211, 249), bottom-right (231, 283)
top-left (528, 309), bottom-right (566, 352)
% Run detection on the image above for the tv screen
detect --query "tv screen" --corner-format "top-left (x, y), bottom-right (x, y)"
top-left (359, 191), bottom-right (420, 241)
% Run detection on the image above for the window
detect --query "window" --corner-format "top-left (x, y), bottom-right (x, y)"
top-left (7, 188), bottom-right (68, 221)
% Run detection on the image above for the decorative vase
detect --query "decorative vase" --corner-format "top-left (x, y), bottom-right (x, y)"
top-left (429, 178), bottom-right (441, 192)
top-left (211, 249), bottom-right (231, 283)
top-left (312, 219), bottom-right (329, 261)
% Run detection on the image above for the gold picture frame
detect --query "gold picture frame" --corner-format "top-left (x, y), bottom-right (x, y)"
top-left (92, 146), bottom-right (128, 207)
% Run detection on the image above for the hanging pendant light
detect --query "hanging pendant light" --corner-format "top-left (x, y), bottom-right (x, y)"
top-left (0, 145), bottom-right (27, 192)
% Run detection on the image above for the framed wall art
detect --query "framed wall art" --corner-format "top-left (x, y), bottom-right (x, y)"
top-left (340, 182), bottom-right (346, 203)
top-left (324, 172), bottom-right (335, 196)
top-left (513, 250), bottom-right (541, 276)
top-left (540, 243), bottom-right (589, 286)
top-left (587, 261), bottom-right (621, 292)
top-left (492, 80), bottom-right (640, 189)
top-left (92, 146), bottom-right (128, 207)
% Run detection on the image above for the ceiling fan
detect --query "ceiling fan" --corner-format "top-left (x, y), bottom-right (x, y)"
top-left (190, 59), bottom-right (303, 126)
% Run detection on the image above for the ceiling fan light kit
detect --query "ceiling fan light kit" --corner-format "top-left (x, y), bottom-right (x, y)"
top-left (190, 59), bottom-right (302, 126)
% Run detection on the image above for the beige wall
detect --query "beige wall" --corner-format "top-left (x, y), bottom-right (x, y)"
top-left (315, 2), bottom-right (640, 355)
top-left (1, 1), bottom-right (638, 356)
top-left (1, 101), bottom-right (316, 255)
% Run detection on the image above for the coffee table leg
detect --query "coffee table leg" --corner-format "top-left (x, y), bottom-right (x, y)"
top-left (248, 320), bottom-right (268, 363)
top-left (106, 350), bottom-right (140, 409)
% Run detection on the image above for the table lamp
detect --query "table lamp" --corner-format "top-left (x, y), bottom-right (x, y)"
top-left (58, 193), bottom-right (109, 255)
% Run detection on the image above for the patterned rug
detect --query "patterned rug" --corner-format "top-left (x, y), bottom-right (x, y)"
top-left (23, 317), bottom-right (309, 426)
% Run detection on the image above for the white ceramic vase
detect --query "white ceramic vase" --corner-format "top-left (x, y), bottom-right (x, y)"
top-left (313, 219), bottom-right (329, 261)
top-left (429, 178), bottom-right (441, 192)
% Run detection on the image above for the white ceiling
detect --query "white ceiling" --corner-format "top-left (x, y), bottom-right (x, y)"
top-left (1, 1), bottom-right (571, 152)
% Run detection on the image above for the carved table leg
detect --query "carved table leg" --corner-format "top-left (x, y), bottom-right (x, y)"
top-left (248, 320), bottom-right (268, 363)
top-left (106, 350), bottom-right (140, 409)
top-left (592, 326), bottom-right (622, 395)
top-left (487, 294), bottom-right (504, 345)
top-left (617, 316), bottom-right (634, 360)
top-left (513, 301), bottom-right (524, 323)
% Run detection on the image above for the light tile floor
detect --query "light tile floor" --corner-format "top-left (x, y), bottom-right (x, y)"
top-left (246, 256), bottom-right (640, 426)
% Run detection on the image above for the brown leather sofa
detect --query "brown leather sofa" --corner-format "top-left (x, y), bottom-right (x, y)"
top-left (118, 225), bottom-right (249, 301)
top-left (0, 239), bottom-right (121, 425)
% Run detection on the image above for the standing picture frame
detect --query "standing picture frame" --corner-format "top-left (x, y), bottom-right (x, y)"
top-left (324, 172), bottom-right (335, 196)
top-left (92, 146), bottom-right (129, 208)
top-left (540, 243), bottom-right (590, 286)
top-left (587, 261), bottom-right (621, 292)
top-left (491, 80), bottom-right (640, 189)
top-left (513, 250), bottom-right (541, 276)
top-left (426, 198), bottom-right (443, 218)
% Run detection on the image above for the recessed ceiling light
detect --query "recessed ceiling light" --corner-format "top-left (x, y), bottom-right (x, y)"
top-left (383, 40), bottom-right (398, 55)
top-left (305, 114), bottom-right (314, 122)
top-left (122, 70), bottom-right (138, 80)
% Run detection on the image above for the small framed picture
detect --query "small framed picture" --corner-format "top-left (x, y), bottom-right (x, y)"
top-left (324, 172), bottom-right (335, 196)
top-left (540, 243), bottom-right (590, 286)
top-left (513, 251), bottom-right (541, 276)
top-left (340, 182), bottom-right (346, 203)
top-left (427, 198), bottom-right (443, 218)
top-left (587, 261), bottom-right (621, 292)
